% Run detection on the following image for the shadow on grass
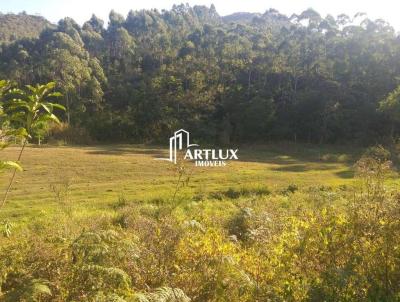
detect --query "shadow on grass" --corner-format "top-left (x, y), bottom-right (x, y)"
top-left (335, 169), bottom-right (355, 179)
top-left (272, 164), bottom-right (335, 172)
top-left (236, 143), bottom-right (360, 166)
top-left (83, 143), bottom-right (356, 177)
top-left (86, 145), bottom-right (167, 157)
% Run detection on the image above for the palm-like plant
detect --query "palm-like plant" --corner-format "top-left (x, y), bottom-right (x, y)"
top-left (0, 80), bottom-right (23, 172)
top-left (0, 82), bottom-right (65, 208)
top-left (7, 82), bottom-right (65, 134)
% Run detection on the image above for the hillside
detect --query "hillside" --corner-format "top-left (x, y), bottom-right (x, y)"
top-left (222, 12), bottom-right (261, 24)
top-left (0, 5), bottom-right (399, 145)
top-left (0, 12), bottom-right (52, 43)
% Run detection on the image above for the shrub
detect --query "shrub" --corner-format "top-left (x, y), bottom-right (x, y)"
top-left (355, 145), bottom-right (393, 199)
top-left (132, 287), bottom-right (190, 302)
top-left (1, 171), bottom-right (399, 301)
top-left (68, 229), bottom-right (139, 300)
top-left (47, 122), bottom-right (93, 145)
top-left (228, 207), bottom-right (254, 241)
top-left (337, 154), bottom-right (350, 162)
top-left (174, 228), bottom-right (254, 301)
top-left (362, 145), bottom-right (391, 162)
top-left (210, 186), bottom-right (270, 200)
top-left (280, 183), bottom-right (299, 195)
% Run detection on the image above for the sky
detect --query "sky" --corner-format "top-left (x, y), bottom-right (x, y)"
top-left (1, 0), bottom-right (400, 30)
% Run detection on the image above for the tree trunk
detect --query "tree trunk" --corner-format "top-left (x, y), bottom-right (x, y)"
top-left (390, 122), bottom-right (395, 142)
top-left (248, 69), bottom-right (252, 96)
top-left (66, 92), bottom-right (71, 124)
top-left (0, 139), bottom-right (27, 209)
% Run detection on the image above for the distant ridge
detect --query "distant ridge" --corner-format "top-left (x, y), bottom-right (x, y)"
top-left (223, 12), bottom-right (262, 24)
top-left (0, 12), bottom-right (53, 44)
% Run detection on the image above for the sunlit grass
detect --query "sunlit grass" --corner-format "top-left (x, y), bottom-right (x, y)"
top-left (0, 143), bottom-right (361, 224)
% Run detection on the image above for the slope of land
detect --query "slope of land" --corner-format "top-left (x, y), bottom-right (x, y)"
top-left (0, 12), bottom-right (52, 43)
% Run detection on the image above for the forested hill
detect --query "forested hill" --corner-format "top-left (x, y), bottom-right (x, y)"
top-left (1, 4), bottom-right (400, 144)
top-left (222, 12), bottom-right (262, 24)
top-left (0, 12), bottom-right (52, 44)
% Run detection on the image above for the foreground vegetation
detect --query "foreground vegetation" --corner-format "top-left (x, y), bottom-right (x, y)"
top-left (0, 144), bottom-right (399, 301)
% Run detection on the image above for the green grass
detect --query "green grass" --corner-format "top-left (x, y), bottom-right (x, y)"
top-left (0, 143), bottom-right (361, 224)
top-left (1, 143), bottom-right (399, 301)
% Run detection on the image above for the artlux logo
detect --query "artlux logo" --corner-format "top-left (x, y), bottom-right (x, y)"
top-left (157, 129), bottom-right (238, 167)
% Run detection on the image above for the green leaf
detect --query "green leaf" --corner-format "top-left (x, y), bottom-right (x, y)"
top-left (0, 160), bottom-right (22, 171)
top-left (41, 103), bottom-right (52, 113)
top-left (0, 142), bottom-right (10, 150)
top-left (48, 113), bottom-right (61, 123)
top-left (7, 127), bottom-right (29, 138)
top-left (48, 92), bottom-right (63, 98)
top-left (50, 103), bottom-right (66, 110)
top-left (25, 84), bottom-right (36, 93)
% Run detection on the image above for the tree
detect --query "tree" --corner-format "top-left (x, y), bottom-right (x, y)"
top-left (0, 6), bottom-right (400, 144)
top-left (379, 85), bottom-right (400, 139)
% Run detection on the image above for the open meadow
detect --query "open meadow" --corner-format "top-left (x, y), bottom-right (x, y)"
top-left (0, 143), bottom-right (358, 224)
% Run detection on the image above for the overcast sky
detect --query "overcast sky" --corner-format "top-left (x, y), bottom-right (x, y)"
top-left (1, 0), bottom-right (399, 30)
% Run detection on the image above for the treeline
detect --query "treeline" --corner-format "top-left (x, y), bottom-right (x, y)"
top-left (1, 4), bottom-right (400, 144)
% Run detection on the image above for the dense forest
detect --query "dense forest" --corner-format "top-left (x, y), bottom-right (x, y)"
top-left (1, 5), bottom-right (400, 144)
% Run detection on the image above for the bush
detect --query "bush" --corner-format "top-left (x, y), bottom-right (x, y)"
top-left (362, 145), bottom-right (391, 163)
top-left (280, 183), bottom-right (298, 195)
top-left (210, 186), bottom-right (270, 200)
top-left (228, 207), bottom-right (254, 241)
top-left (1, 178), bottom-right (399, 301)
top-left (47, 122), bottom-right (94, 145)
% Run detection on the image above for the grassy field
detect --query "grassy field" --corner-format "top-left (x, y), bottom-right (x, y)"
top-left (0, 143), bottom-right (359, 223)
top-left (1, 143), bottom-right (400, 301)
